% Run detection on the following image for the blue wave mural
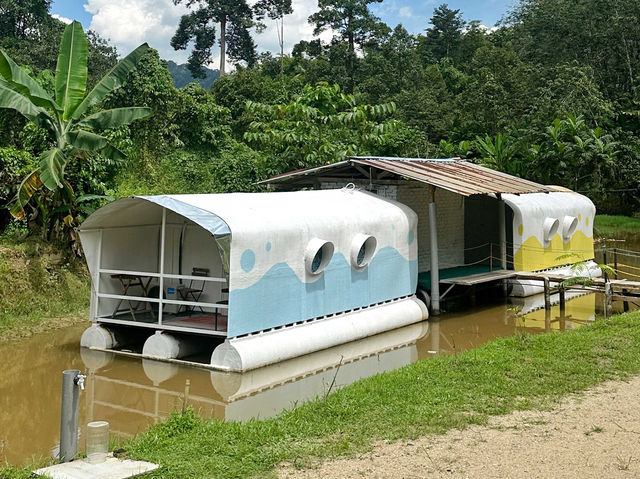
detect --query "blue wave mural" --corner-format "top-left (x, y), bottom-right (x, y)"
top-left (228, 247), bottom-right (417, 337)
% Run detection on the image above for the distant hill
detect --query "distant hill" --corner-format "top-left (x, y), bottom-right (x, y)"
top-left (167, 61), bottom-right (220, 90)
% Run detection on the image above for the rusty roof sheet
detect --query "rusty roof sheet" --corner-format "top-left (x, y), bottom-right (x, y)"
top-left (261, 157), bottom-right (551, 196)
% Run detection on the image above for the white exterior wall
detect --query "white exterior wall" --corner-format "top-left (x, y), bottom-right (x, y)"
top-left (321, 182), bottom-right (465, 273)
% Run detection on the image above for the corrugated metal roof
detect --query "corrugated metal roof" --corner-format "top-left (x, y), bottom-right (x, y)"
top-left (261, 157), bottom-right (551, 196)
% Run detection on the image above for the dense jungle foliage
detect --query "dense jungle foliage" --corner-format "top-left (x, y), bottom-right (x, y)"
top-left (1, 0), bottom-right (640, 245)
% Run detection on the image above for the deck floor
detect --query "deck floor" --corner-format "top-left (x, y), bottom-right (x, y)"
top-left (418, 266), bottom-right (513, 290)
top-left (102, 310), bottom-right (227, 332)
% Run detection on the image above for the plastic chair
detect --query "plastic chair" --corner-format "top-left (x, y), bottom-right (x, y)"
top-left (177, 267), bottom-right (209, 313)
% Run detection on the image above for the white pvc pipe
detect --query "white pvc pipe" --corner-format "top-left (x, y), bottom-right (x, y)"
top-left (429, 201), bottom-right (440, 314)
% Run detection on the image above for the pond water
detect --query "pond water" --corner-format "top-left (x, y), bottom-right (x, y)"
top-left (0, 285), bottom-right (631, 466)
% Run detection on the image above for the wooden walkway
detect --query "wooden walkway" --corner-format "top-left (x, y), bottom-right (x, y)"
top-left (440, 270), bottom-right (516, 286)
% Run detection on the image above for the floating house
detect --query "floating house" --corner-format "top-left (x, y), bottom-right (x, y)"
top-left (79, 156), bottom-right (597, 372)
top-left (262, 157), bottom-right (599, 306)
top-left (79, 189), bottom-right (428, 371)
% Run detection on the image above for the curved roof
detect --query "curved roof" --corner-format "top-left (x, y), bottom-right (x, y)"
top-left (79, 189), bottom-right (415, 239)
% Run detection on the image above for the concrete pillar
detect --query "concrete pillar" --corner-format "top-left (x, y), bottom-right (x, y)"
top-left (429, 188), bottom-right (440, 315)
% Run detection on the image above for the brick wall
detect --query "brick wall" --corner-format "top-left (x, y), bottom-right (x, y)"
top-left (321, 181), bottom-right (465, 273)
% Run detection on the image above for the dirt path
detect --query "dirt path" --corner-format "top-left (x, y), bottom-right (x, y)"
top-left (279, 375), bottom-right (640, 478)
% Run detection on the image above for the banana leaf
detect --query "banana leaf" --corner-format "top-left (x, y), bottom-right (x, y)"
top-left (79, 106), bottom-right (151, 130)
top-left (39, 148), bottom-right (66, 191)
top-left (72, 43), bottom-right (149, 120)
top-left (55, 21), bottom-right (88, 120)
top-left (0, 50), bottom-right (61, 111)
top-left (8, 170), bottom-right (43, 220)
top-left (67, 129), bottom-right (110, 151)
top-left (67, 130), bottom-right (127, 161)
top-left (0, 79), bottom-right (49, 124)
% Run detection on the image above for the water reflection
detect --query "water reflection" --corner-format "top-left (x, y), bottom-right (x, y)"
top-left (0, 290), bottom-right (630, 465)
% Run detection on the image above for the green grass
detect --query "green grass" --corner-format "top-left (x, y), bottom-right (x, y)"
top-left (0, 234), bottom-right (90, 342)
top-left (5, 312), bottom-right (640, 478)
top-left (106, 314), bottom-right (640, 477)
top-left (594, 214), bottom-right (640, 237)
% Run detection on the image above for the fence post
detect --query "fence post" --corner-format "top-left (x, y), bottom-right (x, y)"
top-left (613, 248), bottom-right (618, 280)
top-left (603, 245), bottom-right (609, 282)
top-left (489, 243), bottom-right (493, 272)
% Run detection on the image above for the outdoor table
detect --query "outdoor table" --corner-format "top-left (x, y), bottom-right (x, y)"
top-left (110, 274), bottom-right (154, 321)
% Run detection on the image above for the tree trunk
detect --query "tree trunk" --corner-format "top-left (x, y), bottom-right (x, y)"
top-left (348, 30), bottom-right (355, 93)
top-left (219, 15), bottom-right (226, 76)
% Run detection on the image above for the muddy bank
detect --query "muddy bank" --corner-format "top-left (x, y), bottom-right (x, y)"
top-left (279, 375), bottom-right (640, 478)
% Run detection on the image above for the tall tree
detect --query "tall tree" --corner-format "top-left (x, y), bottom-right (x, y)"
top-left (0, 0), bottom-right (50, 39)
top-left (254, 0), bottom-right (293, 71)
top-left (308, 0), bottom-right (384, 92)
top-left (171, 0), bottom-right (257, 77)
top-left (0, 21), bottom-right (151, 235)
top-left (424, 3), bottom-right (466, 60)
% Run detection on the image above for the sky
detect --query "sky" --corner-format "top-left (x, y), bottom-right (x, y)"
top-left (50, 0), bottom-right (516, 69)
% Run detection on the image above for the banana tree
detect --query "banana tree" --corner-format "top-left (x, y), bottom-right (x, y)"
top-left (0, 20), bottom-right (151, 227)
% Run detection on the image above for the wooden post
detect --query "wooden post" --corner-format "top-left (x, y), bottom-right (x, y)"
top-left (545, 307), bottom-right (551, 332)
top-left (623, 288), bottom-right (629, 312)
top-left (605, 282), bottom-right (613, 318)
top-left (559, 285), bottom-right (566, 317)
top-left (543, 277), bottom-right (551, 310)
top-left (614, 248), bottom-right (618, 280)
top-left (489, 243), bottom-right (493, 272)
top-left (603, 245), bottom-right (609, 282)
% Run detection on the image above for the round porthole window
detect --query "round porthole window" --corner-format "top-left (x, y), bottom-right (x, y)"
top-left (351, 234), bottom-right (377, 269)
top-left (305, 238), bottom-right (334, 275)
top-left (562, 216), bottom-right (578, 240)
top-left (543, 217), bottom-right (559, 243)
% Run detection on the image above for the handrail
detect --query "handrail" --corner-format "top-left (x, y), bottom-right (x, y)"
top-left (98, 269), bottom-right (227, 283)
top-left (97, 292), bottom-right (228, 309)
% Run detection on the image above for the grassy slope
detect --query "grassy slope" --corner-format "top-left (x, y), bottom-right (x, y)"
top-left (594, 214), bottom-right (640, 237)
top-left (0, 235), bottom-right (90, 342)
top-left (91, 312), bottom-right (640, 478)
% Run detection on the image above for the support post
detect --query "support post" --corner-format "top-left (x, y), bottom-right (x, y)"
top-left (543, 277), bottom-right (551, 310)
top-left (428, 188), bottom-right (440, 315)
top-left (559, 285), bottom-right (566, 317)
top-left (489, 243), bottom-right (493, 272)
top-left (59, 370), bottom-right (85, 462)
top-left (498, 197), bottom-right (507, 270)
top-left (605, 282), bottom-right (613, 318)
top-left (158, 208), bottom-right (166, 326)
top-left (498, 196), bottom-right (508, 296)
top-left (614, 248), bottom-right (618, 280)
top-left (93, 229), bottom-right (103, 321)
top-left (603, 245), bottom-right (609, 283)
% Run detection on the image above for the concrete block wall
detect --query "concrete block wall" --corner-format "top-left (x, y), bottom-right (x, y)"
top-left (321, 181), bottom-right (465, 273)
top-left (396, 186), bottom-right (464, 272)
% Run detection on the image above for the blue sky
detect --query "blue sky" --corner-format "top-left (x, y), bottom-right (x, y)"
top-left (50, 0), bottom-right (516, 66)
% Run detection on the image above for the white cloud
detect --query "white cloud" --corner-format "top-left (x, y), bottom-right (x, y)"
top-left (52, 13), bottom-right (73, 24)
top-left (84, 0), bottom-right (332, 69)
top-left (252, 0), bottom-right (333, 59)
top-left (397, 6), bottom-right (413, 18)
top-left (85, 0), bottom-right (189, 62)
